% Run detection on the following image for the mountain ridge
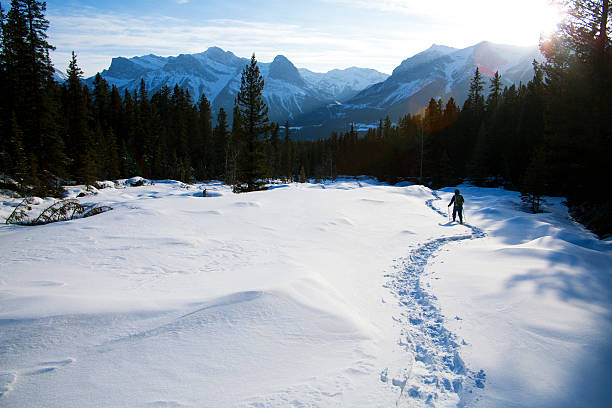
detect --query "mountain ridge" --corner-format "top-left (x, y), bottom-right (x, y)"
top-left (86, 46), bottom-right (389, 124)
top-left (80, 42), bottom-right (542, 139)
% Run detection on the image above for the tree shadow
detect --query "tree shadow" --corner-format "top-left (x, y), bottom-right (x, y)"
top-left (504, 248), bottom-right (612, 309)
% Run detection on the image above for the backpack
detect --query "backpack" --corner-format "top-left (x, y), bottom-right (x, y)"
top-left (455, 194), bottom-right (464, 207)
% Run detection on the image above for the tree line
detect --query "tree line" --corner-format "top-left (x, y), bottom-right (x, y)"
top-left (0, 0), bottom-right (335, 194)
top-left (0, 0), bottom-right (610, 235)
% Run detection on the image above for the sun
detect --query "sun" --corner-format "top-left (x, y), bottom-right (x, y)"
top-left (472, 0), bottom-right (567, 46)
top-left (534, 1), bottom-right (566, 37)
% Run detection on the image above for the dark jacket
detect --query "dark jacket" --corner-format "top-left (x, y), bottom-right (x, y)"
top-left (449, 194), bottom-right (464, 208)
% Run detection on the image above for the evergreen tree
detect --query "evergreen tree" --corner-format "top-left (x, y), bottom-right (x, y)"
top-left (467, 67), bottom-right (485, 111)
top-left (521, 148), bottom-right (549, 213)
top-left (228, 105), bottom-right (243, 186)
top-left (136, 78), bottom-right (154, 176)
top-left (268, 122), bottom-right (281, 179)
top-left (234, 53), bottom-right (270, 191)
top-left (8, 111), bottom-right (31, 188)
top-left (281, 121), bottom-right (292, 181)
top-left (213, 107), bottom-right (229, 182)
top-left (442, 97), bottom-right (459, 128)
top-left (65, 51), bottom-right (95, 183)
top-left (196, 93), bottom-right (213, 179)
top-left (103, 127), bottom-right (120, 180)
top-left (1, 0), bottom-right (65, 190)
top-left (486, 71), bottom-right (502, 112)
top-left (540, 0), bottom-right (611, 201)
top-left (92, 73), bottom-right (111, 131)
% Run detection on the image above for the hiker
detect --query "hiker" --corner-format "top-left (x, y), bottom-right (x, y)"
top-left (448, 189), bottom-right (464, 224)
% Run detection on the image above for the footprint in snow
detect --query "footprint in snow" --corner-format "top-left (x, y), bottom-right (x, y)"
top-left (0, 373), bottom-right (17, 397)
top-left (24, 358), bottom-right (75, 376)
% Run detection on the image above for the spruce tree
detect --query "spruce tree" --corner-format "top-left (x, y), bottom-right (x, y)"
top-left (136, 78), bottom-right (154, 177)
top-left (467, 67), bottom-right (485, 111)
top-left (234, 53), bottom-right (270, 192)
top-left (196, 93), bottom-right (213, 179)
top-left (442, 97), bottom-right (459, 128)
top-left (228, 105), bottom-right (243, 186)
top-left (281, 121), bottom-right (292, 181)
top-left (1, 0), bottom-right (65, 190)
top-left (213, 107), bottom-right (230, 183)
top-left (8, 111), bottom-right (31, 188)
top-left (268, 122), bottom-right (281, 179)
top-left (521, 148), bottom-right (549, 213)
top-left (486, 71), bottom-right (502, 112)
top-left (540, 0), bottom-right (611, 206)
top-left (65, 51), bottom-right (95, 183)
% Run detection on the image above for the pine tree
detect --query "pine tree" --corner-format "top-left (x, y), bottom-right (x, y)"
top-left (442, 97), bottom-right (459, 128)
top-left (196, 93), bottom-right (213, 179)
top-left (92, 73), bottom-right (111, 130)
top-left (268, 122), bottom-right (281, 179)
top-left (540, 0), bottom-right (611, 202)
top-left (104, 127), bottom-right (120, 180)
top-left (281, 121), bottom-right (292, 181)
top-left (213, 107), bottom-right (229, 182)
top-left (136, 78), bottom-right (154, 177)
top-left (228, 105), bottom-right (243, 186)
top-left (467, 67), bottom-right (485, 111)
top-left (8, 111), bottom-right (31, 188)
top-left (1, 0), bottom-right (65, 190)
top-left (234, 53), bottom-right (270, 192)
top-left (486, 71), bottom-right (502, 112)
top-left (65, 51), bottom-right (95, 183)
top-left (521, 148), bottom-right (549, 213)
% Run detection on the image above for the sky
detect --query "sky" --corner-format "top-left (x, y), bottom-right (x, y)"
top-left (43, 0), bottom-right (566, 77)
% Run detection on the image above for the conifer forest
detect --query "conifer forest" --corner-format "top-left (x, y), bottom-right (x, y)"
top-left (0, 0), bottom-right (610, 236)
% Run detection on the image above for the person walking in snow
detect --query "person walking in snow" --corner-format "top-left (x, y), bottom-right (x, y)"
top-left (448, 189), bottom-right (464, 224)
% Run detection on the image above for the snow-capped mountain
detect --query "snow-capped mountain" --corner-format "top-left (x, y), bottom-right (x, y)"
top-left (299, 67), bottom-right (389, 102)
top-left (210, 54), bottom-right (335, 123)
top-left (293, 41), bottom-right (543, 138)
top-left (98, 47), bottom-right (245, 108)
top-left (90, 47), bottom-right (388, 123)
top-left (89, 42), bottom-right (541, 139)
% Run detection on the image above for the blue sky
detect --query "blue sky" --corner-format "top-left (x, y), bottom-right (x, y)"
top-left (43, 0), bottom-right (565, 76)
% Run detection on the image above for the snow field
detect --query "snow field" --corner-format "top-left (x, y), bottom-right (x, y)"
top-left (0, 179), bottom-right (610, 407)
top-left (425, 186), bottom-right (612, 407)
top-left (0, 179), bottom-right (450, 407)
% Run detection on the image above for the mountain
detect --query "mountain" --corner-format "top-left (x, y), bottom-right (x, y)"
top-left (299, 67), bottom-right (389, 102)
top-left (88, 42), bottom-right (542, 140)
top-left (53, 68), bottom-right (67, 82)
top-left (89, 47), bottom-right (389, 124)
top-left (292, 41), bottom-right (543, 138)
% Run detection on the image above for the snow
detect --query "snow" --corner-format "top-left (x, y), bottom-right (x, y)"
top-left (300, 67), bottom-right (389, 101)
top-left (0, 180), bottom-right (610, 407)
top-left (383, 79), bottom-right (429, 105)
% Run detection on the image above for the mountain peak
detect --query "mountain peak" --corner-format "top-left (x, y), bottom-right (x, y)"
top-left (203, 46), bottom-right (242, 65)
top-left (426, 44), bottom-right (457, 53)
top-left (268, 55), bottom-right (305, 86)
top-left (392, 43), bottom-right (457, 76)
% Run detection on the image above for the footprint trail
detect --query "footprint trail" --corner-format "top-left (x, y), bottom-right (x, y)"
top-left (385, 189), bottom-right (486, 407)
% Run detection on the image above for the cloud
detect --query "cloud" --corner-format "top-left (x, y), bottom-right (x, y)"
top-left (46, 1), bottom-right (556, 77)
top-left (176, 0), bottom-right (190, 3)
top-left (47, 9), bottom-right (410, 75)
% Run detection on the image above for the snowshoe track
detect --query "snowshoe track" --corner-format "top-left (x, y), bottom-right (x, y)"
top-left (385, 190), bottom-right (486, 407)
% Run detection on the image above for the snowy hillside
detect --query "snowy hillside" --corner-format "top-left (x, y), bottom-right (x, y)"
top-left (90, 47), bottom-right (388, 123)
top-left (351, 41), bottom-right (541, 111)
top-left (1, 179), bottom-right (610, 407)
